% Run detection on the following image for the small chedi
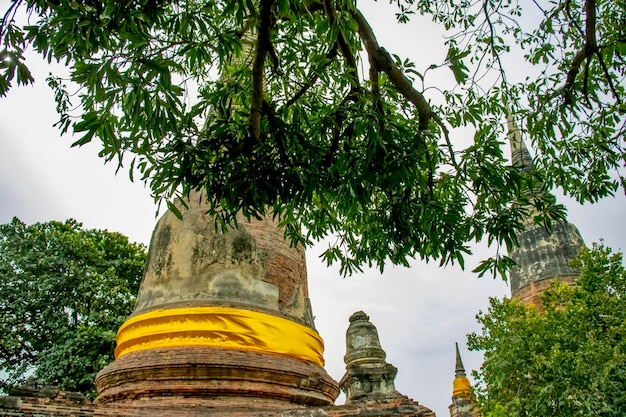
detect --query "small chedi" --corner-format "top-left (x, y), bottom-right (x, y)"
top-left (340, 311), bottom-right (401, 403)
top-left (448, 344), bottom-right (479, 417)
top-left (284, 311), bottom-right (435, 416)
top-left (331, 311), bottom-right (435, 416)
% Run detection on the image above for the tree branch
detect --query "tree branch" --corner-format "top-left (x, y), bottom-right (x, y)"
top-left (323, 0), bottom-right (360, 90)
top-left (563, 48), bottom-right (587, 105)
top-left (562, 0), bottom-right (598, 105)
top-left (249, 0), bottom-right (275, 141)
top-left (594, 49), bottom-right (622, 105)
top-left (583, 55), bottom-right (591, 107)
top-left (584, 0), bottom-right (596, 48)
top-left (261, 99), bottom-right (289, 164)
top-left (369, 64), bottom-right (383, 116)
top-left (352, 9), bottom-right (434, 130)
top-left (563, 0), bottom-right (620, 105)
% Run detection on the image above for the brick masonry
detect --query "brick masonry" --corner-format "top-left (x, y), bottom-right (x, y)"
top-left (0, 386), bottom-right (94, 417)
top-left (511, 275), bottom-right (577, 310)
top-left (1, 389), bottom-right (434, 417)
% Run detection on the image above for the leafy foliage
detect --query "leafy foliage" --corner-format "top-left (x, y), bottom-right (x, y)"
top-left (0, 0), bottom-right (624, 274)
top-left (0, 217), bottom-right (146, 398)
top-left (469, 243), bottom-right (626, 417)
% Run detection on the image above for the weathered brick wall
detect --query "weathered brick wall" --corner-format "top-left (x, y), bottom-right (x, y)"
top-left (246, 215), bottom-right (309, 306)
top-left (1, 383), bottom-right (435, 417)
top-left (0, 387), bottom-right (94, 417)
top-left (513, 275), bottom-right (577, 310)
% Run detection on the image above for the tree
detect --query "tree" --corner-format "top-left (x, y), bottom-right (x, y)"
top-left (0, 0), bottom-right (624, 275)
top-left (0, 217), bottom-right (146, 398)
top-left (468, 243), bottom-right (626, 417)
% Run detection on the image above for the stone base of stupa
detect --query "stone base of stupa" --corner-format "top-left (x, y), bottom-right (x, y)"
top-left (93, 346), bottom-right (339, 417)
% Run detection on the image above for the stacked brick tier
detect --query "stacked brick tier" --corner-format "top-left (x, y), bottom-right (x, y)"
top-left (94, 346), bottom-right (338, 416)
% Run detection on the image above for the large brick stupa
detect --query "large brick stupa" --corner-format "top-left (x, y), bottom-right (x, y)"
top-left (94, 191), bottom-right (339, 416)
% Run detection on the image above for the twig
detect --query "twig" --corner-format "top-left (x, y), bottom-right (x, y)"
top-left (564, 0), bottom-right (584, 37)
top-left (0, 0), bottom-right (25, 39)
top-left (433, 113), bottom-right (460, 171)
top-left (323, 0), bottom-right (359, 90)
top-left (283, 43), bottom-right (338, 108)
top-left (594, 49), bottom-right (622, 105)
top-left (482, 0), bottom-right (507, 84)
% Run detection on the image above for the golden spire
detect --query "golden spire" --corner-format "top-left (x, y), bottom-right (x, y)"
top-left (452, 342), bottom-right (471, 397)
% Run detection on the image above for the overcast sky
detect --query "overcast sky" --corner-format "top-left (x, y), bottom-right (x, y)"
top-left (1, 2), bottom-right (625, 415)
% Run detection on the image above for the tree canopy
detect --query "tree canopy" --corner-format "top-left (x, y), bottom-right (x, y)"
top-left (0, 217), bottom-right (146, 398)
top-left (469, 243), bottom-right (626, 417)
top-left (0, 0), bottom-right (624, 274)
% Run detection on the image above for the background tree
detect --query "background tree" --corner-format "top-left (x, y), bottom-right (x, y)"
top-left (0, 0), bottom-right (624, 275)
top-left (468, 243), bottom-right (626, 417)
top-left (0, 217), bottom-right (146, 398)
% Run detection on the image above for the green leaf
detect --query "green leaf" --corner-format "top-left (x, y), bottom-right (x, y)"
top-left (449, 60), bottom-right (469, 84)
top-left (166, 200), bottom-right (183, 220)
top-left (278, 0), bottom-right (290, 16)
top-left (71, 129), bottom-right (96, 147)
top-left (15, 62), bottom-right (34, 85)
top-left (345, 16), bottom-right (359, 32)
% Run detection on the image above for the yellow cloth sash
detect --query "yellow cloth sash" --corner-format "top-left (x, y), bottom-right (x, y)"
top-left (115, 306), bottom-right (325, 365)
top-left (453, 376), bottom-right (471, 396)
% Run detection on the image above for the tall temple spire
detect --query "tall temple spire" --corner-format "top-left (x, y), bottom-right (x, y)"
top-left (506, 116), bottom-right (585, 308)
top-left (507, 114), bottom-right (534, 176)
